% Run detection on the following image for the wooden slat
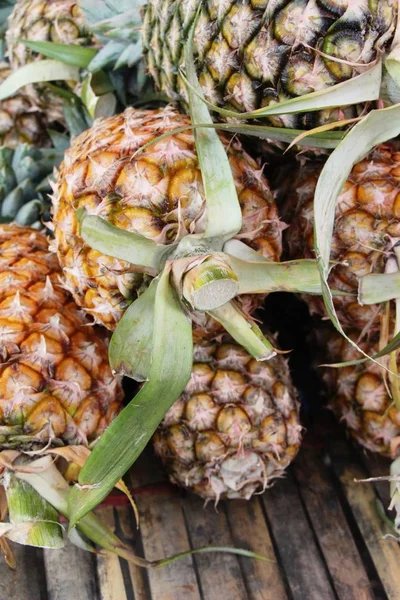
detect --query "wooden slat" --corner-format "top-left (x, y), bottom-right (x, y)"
top-left (114, 505), bottom-right (150, 600)
top-left (44, 539), bottom-right (99, 600)
top-left (95, 506), bottom-right (130, 600)
top-left (294, 447), bottom-right (374, 600)
top-left (182, 495), bottom-right (248, 600)
top-left (329, 438), bottom-right (400, 600)
top-left (262, 472), bottom-right (336, 600)
top-left (225, 498), bottom-right (288, 600)
top-left (129, 451), bottom-right (201, 600)
top-left (0, 544), bottom-right (47, 600)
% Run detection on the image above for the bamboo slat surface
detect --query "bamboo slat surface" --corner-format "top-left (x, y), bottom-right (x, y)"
top-left (4, 414), bottom-right (400, 600)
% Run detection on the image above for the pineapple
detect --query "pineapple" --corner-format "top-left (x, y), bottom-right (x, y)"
top-left (6, 0), bottom-right (97, 124)
top-left (0, 223), bottom-right (123, 445)
top-left (51, 105), bottom-right (282, 331)
top-left (142, 0), bottom-right (397, 129)
top-left (0, 222), bottom-right (128, 556)
top-left (153, 337), bottom-right (302, 500)
top-left (0, 62), bottom-right (50, 147)
top-left (284, 144), bottom-right (400, 333)
top-left (317, 327), bottom-right (400, 457)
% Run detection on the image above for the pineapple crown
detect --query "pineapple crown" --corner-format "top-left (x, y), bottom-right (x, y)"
top-left (78, 0), bottom-right (145, 71)
top-left (0, 142), bottom-right (65, 228)
top-left (0, 0), bottom-right (14, 59)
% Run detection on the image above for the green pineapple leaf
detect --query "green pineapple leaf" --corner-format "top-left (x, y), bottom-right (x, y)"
top-left (108, 278), bottom-right (158, 380)
top-left (80, 0), bottom-right (145, 71)
top-left (77, 210), bottom-right (169, 271)
top-left (0, 144), bottom-right (65, 229)
top-left (0, 0), bottom-right (15, 59)
top-left (0, 60), bottom-right (79, 100)
top-left (19, 40), bottom-right (97, 68)
top-left (68, 265), bottom-right (193, 527)
top-left (63, 101), bottom-right (92, 137)
top-left (184, 15), bottom-right (242, 245)
top-left (80, 73), bottom-right (116, 118)
top-left (313, 103), bottom-right (400, 365)
top-left (359, 271), bottom-right (400, 305)
top-left (180, 61), bottom-right (383, 121)
top-left (211, 123), bottom-right (344, 149)
top-left (208, 301), bottom-right (277, 360)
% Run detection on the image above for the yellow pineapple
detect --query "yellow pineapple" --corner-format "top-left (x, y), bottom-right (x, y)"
top-left (0, 223), bottom-right (133, 559)
top-left (317, 327), bottom-right (400, 457)
top-left (285, 144), bottom-right (400, 333)
top-left (153, 338), bottom-right (302, 500)
top-left (0, 223), bottom-right (123, 445)
top-left (51, 105), bottom-right (282, 332)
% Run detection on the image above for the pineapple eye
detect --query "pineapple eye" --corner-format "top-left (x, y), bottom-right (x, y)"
top-left (323, 28), bottom-right (365, 80)
top-left (50, 18), bottom-right (80, 43)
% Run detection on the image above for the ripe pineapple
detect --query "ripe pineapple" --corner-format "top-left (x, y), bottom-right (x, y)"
top-left (0, 223), bottom-right (123, 446)
top-left (0, 62), bottom-right (49, 147)
top-left (284, 144), bottom-right (400, 333)
top-left (317, 327), bottom-right (400, 457)
top-left (6, 0), bottom-right (97, 123)
top-left (153, 338), bottom-right (302, 500)
top-left (143, 0), bottom-right (397, 129)
top-left (51, 106), bottom-right (282, 331)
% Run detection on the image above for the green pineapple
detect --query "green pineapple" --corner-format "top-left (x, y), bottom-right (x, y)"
top-left (142, 0), bottom-right (397, 129)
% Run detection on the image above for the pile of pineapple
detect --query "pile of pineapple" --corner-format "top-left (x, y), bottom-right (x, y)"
top-left (0, 0), bottom-right (399, 566)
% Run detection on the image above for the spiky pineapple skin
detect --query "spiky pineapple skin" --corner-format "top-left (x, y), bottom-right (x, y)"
top-left (143, 0), bottom-right (396, 129)
top-left (51, 106), bottom-right (282, 331)
top-left (0, 224), bottom-right (123, 447)
top-left (153, 339), bottom-right (301, 500)
top-left (317, 327), bottom-right (400, 457)
top-left (6, 0), bottom-right (96, 123)
top-left (284, 144), bottom-right (400, 333)
top-left (0, 62), bottom-right (50, 148)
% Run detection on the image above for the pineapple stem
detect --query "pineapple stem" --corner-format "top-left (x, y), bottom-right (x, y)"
top-left (3, 471), bottom-right (64, 549)
top-left (227, 254), bottom-right (329, 295)
top-left (208, 302), bottom-right (277, 361)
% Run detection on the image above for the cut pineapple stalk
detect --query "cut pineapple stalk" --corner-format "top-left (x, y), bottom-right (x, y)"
top-left (3, 473), bottom-right (63, 549)
top-left (181, 256), bottom-right (239, 311)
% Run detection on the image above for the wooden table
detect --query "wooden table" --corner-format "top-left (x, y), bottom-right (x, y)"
top-left (2, 414), bottom-right (400, 600)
